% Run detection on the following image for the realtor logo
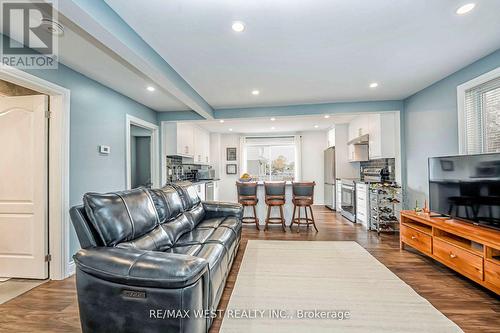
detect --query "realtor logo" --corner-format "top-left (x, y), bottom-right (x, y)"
top-left (1, 0), bottom-right (58, 69)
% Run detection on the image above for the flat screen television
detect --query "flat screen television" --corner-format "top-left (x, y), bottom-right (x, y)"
top-left (428, 153), bottom-right (500, 231)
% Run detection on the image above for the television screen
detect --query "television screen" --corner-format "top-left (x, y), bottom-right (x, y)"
top-left (428, 153), bottom-right (500, 231)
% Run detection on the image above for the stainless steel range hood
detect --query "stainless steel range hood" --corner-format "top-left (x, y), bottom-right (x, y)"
top-left (347, 134), bottom-right (369, 145)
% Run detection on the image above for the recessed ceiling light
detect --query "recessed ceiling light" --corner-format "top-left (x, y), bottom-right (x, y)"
top-left (219, 119), bottom-right (225, 123)
top-left (251, 90), bottom-right (260, 95)
top-left (270, 117), bottom-right (276, 121)
top-left (324, 115), bottom-right (330, 119)
top-left (271, 126), bottom-right (275, 130)
top-left (314, 125), bottom-right (319, 128)
top-left (456, 3), bottom-right (475, 15)
top-left (232, 21), bottom-right (245, 32)
top-left (147, 86), bottom-right (155, 92)
top-left (229, 128), bottom-right (233, 132)
top-left (369, 82), bottom-right (378, 88)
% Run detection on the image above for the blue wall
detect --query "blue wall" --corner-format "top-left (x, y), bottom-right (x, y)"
top-left (26, 64), bottom-right (158, 261)
top-left (402, 49), bottom-right (500, 207)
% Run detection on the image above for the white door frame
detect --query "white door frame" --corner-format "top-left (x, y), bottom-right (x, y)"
top-left (126, 115), bottom-right (160, 189)
top-left (0, 65), bottom-right (71, 280)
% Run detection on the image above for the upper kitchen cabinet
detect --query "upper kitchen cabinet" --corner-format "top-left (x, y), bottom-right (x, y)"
top-left (347, 113), bottom-right (397, 161)
top-left (163, 122), bottom-right (211, 164)
top-left (368, 113), bottom-right (396, 159)
top-left (164, 122), bottom-right (195, 158)
top-left (193, 126), bottom-right (211, 165)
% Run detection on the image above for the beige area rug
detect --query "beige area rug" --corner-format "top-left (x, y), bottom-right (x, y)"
top-left (220, 240), bottom-right (463, 333)
top-left (0, 278), bottom-right (46, 304)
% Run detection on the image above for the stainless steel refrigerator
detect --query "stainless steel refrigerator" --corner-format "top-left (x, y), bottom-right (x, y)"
top-left (324, 147), bottom-right (336, 210)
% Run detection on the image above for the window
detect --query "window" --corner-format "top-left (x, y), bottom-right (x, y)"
top-left (244, 136), bottom-right (298, 181)
top-left (459, 72), bottom-right (500, 154)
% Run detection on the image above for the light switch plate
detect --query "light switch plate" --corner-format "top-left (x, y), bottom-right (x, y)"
top-left (99, 145), bottom-right (110, 155)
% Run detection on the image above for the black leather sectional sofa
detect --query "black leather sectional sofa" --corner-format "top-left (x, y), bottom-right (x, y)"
top-left (70, 183), bottom-right (243, 333)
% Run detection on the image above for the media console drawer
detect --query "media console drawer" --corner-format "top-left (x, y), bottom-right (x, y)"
top-left (433, 238), bottom-right (483, 281)
top-left (484, 260), bottom-right (500, 288)
top-left (401, 224), bottom-right (431, 254)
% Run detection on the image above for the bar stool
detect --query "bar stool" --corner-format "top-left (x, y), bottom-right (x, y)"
top-left (264, 181), bottom-right (286, 231)
top-left (236, 181), bottom-right (260, 230)
top-left (291, 182), bottom-right (318, 233)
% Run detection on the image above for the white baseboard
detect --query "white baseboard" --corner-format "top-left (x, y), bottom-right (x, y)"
top-left (67, 260), bottom-right (75, 277)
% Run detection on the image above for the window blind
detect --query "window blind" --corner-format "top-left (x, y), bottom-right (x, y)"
top-left (464, 76), bottom-right (500, 154)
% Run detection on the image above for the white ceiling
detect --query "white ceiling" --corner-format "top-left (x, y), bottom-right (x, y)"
top-left (54, 15), bottom-right (189, 111)
top-left (0, 12), bottom-right (188, 111)
top-left (193, 114), bottom-right (358, 134)
top-left (105, 0), bottom-right (500, 109)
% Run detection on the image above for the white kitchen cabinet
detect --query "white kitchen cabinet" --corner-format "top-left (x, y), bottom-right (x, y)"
top-left (355, 182), bottom-right (369, 227)
top-left (348, 116), bottom-right (370, 141)
top-left (164, 122), bottom-right (195, 157)
top-left (336, 180), bottom-right (342, 212)
top-left (327, 127), bottom-right (336, 147)
top-left (164, 122), bottom-right (211, 163)
top-left (213, 181), bottom-right (219, 201)
top-left (195, 183), bottom-right (206, 201)
top-left (193, 126), bottom-right (211, 165)
top-left (368, 113), bottom-right (396, 159)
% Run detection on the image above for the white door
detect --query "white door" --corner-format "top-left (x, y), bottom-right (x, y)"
top-left (0, 95), bottom-right (49, 279)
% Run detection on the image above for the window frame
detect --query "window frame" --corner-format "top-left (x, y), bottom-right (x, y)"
top-left (244, 136), bottom-right (298, 181)
top-left (457, 67), bottom-right (500, 154)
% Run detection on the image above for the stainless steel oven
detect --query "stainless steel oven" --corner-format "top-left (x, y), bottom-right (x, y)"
top-left (341, 179), bottom-right (356, 222)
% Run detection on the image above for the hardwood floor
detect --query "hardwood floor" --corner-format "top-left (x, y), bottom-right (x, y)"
top-left (1, 207), bottom-right (498, 333)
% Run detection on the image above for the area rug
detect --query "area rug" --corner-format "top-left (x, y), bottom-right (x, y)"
top-left (219, 240), bottom-right (462, 333)
top-left (0, 279), bottom-right (46, 305)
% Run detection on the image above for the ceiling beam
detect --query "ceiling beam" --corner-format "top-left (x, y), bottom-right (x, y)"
top-left (215, 100), bottom-right (403, 119)
top-left (157, 100), bottom-right (403, 121)
top-left (58, 0), bottom-right (214, 119)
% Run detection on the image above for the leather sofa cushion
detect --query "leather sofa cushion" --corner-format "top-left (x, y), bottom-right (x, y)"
top-left (174, 182), bottom-right (201, 210)
top-left (175, 228), bottom-right (213, 247)
top-left (185, 203), bottom-right (205, 227)
top-left (149, 185), bottom-right (184, 223)
top-left (167, 244), bottom-right (202, 256)
top-left (196, 217), bottom-right (225, 229)
top-left (74, 247), bottom-right (208, 289)
top-left (196, 243), bottom-right (228, 309)
top-left (160, 214), bottom-right (194, 245)
top-left (115, 225), bottom-right (173, 252)
top-left (205, 227), bottom-right (238, 257)
top-left (83, 188), bottom-right (159, 246)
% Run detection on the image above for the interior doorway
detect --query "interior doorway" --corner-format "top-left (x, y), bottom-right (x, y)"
top-left (125, 115), bottom-right (160, 189)
top-left (130, 125), bottom-right (153, 188)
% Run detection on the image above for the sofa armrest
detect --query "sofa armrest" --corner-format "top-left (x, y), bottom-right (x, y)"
top-left (74, 247), bottom-right (208, 289)
top-left (202, 201), bottom-right (243, 219)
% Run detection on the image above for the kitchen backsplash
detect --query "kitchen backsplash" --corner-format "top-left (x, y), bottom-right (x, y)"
top-left (166, 156), bottom-right (209, 182)
top-left (360, 158), bottom-right (396, 181)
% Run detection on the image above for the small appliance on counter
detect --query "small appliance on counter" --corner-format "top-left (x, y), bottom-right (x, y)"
top-left (361, 167), bottom-right (391, 182)
top-left (195, 168), bottom-right (215, 181)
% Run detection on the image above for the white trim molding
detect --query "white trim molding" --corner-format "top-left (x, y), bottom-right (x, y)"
top-left (126, 115), bottom-right (160, 189)
top-left (457, 66), bottom-right (500, 154)
top-left (0, 65), bottom-right (71, 280)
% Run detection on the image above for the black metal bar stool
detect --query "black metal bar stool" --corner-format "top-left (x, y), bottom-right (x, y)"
top-left (236, 181), bottom-right (260, 230)
top-left (264, 181), bottom-right (286, 231)
top-left (291, 181), bottom-right (318, 233)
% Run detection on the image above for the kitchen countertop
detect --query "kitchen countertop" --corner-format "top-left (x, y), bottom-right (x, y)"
top-left (172, 179), bottom-right (220, 185)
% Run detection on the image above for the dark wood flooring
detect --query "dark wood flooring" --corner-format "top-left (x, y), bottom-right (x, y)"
top-left (0, 207), bottom-right (498, 333)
